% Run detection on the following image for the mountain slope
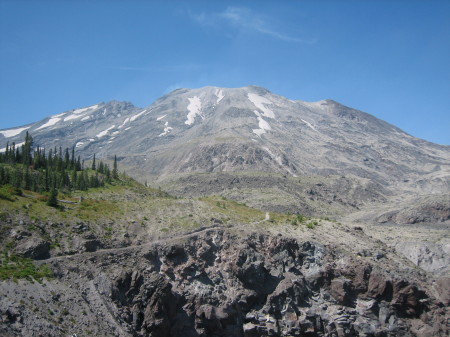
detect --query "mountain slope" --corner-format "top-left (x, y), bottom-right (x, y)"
top-left (2, 86), bottom-right (448, 182)
top-left (1, 86), bottom-right (449, 214)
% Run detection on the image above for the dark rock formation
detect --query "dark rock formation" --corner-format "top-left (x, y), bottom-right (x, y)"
top-left (14, 238), bottom-right (50, 260)
top-left (98, 230), bottom-right (447, 336)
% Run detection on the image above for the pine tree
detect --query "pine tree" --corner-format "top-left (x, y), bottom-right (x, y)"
top-left (70, 146), bottom-right (75, 170)
top-left (64, 148), bottom-right (70, 169)
top-left (47, 188), bottom-right (58, 207)
top-left (113, 155), bottom-right (118, 179)
top-left (22, 131), bottom-right (33, 166)
top-left (91, 154), bottom-right (96, 170)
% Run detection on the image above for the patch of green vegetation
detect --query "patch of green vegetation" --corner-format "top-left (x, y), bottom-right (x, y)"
top-left (291, 214), bottom-right (307, 226)
top-left (201, 196), bottom-right (265, 223)
top-left (306, 219), bottom-right (319, 229)
top-left (0, 185), bottom-right (22, 201)
top-left (0, 252), bottom-right (53, 282)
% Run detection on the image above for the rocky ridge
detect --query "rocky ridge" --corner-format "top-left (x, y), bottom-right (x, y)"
top-left (1, 226), bottom-right (449, 337)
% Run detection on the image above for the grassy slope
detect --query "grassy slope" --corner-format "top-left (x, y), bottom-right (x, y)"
top-left (1, 175), bottom-right (328, 275)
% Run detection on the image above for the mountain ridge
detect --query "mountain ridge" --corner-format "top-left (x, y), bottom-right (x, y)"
top-left (1, 85), bottom-right (449, 201)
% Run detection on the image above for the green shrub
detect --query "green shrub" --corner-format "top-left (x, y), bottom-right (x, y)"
top-left (0, 252), bottom-right (53, 282)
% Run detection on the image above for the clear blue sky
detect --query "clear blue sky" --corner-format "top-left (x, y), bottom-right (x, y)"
top-left (1, 0), bottom-right (449, 144)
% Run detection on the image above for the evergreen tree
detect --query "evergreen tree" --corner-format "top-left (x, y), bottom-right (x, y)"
top-left (91, 154), bottom-right (96, 170)
top-left (22, 131), bottom-right (33, 166)
top-left (113, 155), bottom-right (118, 179)
top-left (47, 188), bottom-right (58, 207)
top-left (64, 148), bottom-right (70, 169)
top-left (76, 156), bottom-right (82, 171)
top-left (70, 146), bottom-right (75, 170)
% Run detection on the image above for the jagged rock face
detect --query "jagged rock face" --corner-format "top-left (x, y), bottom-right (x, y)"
top-left (108, 231), bottom-right (445, 337)
top-left (2, 229), bottom-right (444, 337)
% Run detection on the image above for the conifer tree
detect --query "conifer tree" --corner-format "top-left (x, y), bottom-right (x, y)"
top-left (113, 155), bottom-right (118, 179)
top-left (47, 188), bottom-right (58, 207)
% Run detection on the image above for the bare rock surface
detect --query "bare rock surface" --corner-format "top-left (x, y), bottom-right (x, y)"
top-left (1, 227), bottom-right (448, 336)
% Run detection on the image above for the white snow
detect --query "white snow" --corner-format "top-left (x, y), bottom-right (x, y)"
top-left (185, 96), bottom-right (203, 125)
top-left (157, 115), bottom-right (167, 121)
top-left (52, 112), bottom-right (66, 118)
top-left (0, 126), bottom-right (30, 138)
top-left (64, 105), bottom-right (99, 121)
top-left (96, 125), bottom-right (115, 138)
top-left (301, 119), bottom-right (318, 132)
top-left (81, 116), bottom-right (90, 121)
top-left (75, 142), bottom-right (84, 148)
top-left (247, 93), bottom-right (275, 119)
top-left (36, 117), bottom-right (61, 130)
top-left (158, 121), bottom-right (173, 137)
top-left (73, 104), bottom-right (99, 115)
top-left (112, 131), bottom-right (120, 136)
top-left (214, 89), bottom-right (224, 104)
top-left (64, 114), bottom-right (82, 122)
top-left (88, 138), bottom-right (95, 142)
top-left (118, 117), bottom-right (130, 129)
top-left (124, 127), bottom-right (131, 131)
top-left (130, 110), bottom-right (146, 122)
top-left (252, 110), bottom-right (272, 136)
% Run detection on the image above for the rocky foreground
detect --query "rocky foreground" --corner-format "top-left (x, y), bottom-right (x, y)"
top-left (1, 225), bottom-right (448, 337)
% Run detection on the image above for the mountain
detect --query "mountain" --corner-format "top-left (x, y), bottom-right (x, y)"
top-left (2, 86), bottom-right (449, 181)
top-left (1, 86), bottom-right (449, 336)
top-left (1, 86), bottom-right (449, 214)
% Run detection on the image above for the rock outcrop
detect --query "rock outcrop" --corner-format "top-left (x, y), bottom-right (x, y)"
top-left (3, 228), bottom-right (446, 336)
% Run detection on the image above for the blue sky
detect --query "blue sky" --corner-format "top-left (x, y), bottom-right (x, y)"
top-left (0, 0), bottom-right (449, 144)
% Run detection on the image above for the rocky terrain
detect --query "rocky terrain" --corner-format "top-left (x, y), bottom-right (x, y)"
top-left (1, 86), bottom-right (449, 336)
top-left (1, 223), bottom-right (449, 337)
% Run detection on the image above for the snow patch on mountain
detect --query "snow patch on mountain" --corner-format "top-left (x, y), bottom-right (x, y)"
top-left (0, 126), bottom-right (30, 138)
top-left (118, 117), bottom-right (130, 129)
top-left (157, 115), bottom-right (167, 121)
top-left (96, 125), bottom-right (115, 138)
top-left (215, 89), bottom-right (224, 104)
top-left (185, 96), bottom-right (203, 125)
top-left (248, 93), bottom-right (275, 119)
top-left (81, 116), bottom-right (90, 121)
top-left (301, 119), bottom-right (318, 132)
top-left (75, 142), bottom-right (84, 148)
top-left (64, 105), bottom-right (99, 121)
top-left (130, 110), bottom-right (147, 122)
top-left (73, 104), bottom-right (99, 115)
top-left (252, 111), bottom-right (272, 136)
top-left (36, 117), bottom-right (61, 130)
top-left (159, 121), bottom-right (173, 137)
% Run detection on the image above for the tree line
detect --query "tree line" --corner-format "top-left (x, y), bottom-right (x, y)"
top-left (0, 132), bottom-right (119, 194)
